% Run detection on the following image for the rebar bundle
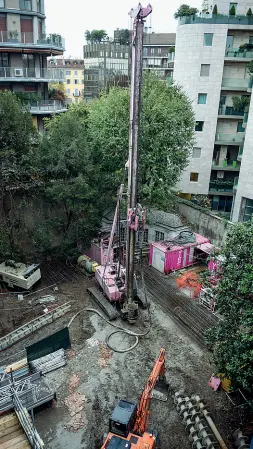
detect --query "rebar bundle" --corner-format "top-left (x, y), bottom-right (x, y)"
top-left (30, 349), bottom-right (66, 374)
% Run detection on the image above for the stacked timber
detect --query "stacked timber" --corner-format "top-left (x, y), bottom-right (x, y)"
top-left (4, 359), bottom-right (29, 379)
top-left (0, 412), bottom-right (31, 449)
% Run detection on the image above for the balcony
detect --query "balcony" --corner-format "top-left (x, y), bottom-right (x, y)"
top-left (233, 176), bottom-right (239, 191)
top-left (215, 133), bottom-right (245, 145)
top-left (218, 105), bottom-right (244, 119)
top-left (29, 100), bottom-right (68, 114)
top-left (0, 32), bottom-right (65, 52)
top-left (212, 160), bottom-right (240, 171)
top-left (209, 179), bottom-right (234, 196)
top-left (225, 47), bottom-right (253, 61)
top-left (237, 146), bottom-right (244, 161)
top-left (221, 78), bottom-right (249, 91)
top-left (0, 67), bottom-right (65, 82)
top-left (179, 14), bottom-right (253, 26)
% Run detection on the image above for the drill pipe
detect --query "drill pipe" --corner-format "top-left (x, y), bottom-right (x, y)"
top-left (191, 395), bottom-right (229, 449)
top-left (233, 428), bottom-right (250, 449)
top-left (184, 397), bottom-right (218, 449)
top-left (174, 393), bottom-right (206, 449)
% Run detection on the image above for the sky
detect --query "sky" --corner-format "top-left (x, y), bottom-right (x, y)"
top-left (45, 0), bottom-right (202, 58)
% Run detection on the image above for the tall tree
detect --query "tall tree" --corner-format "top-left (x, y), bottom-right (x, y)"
top-left (115, 29), bottom-right (130, 45)
top-left (205, 222), bottom-right (253, 395)
top-left (88, 73), bottom-right (195, 208)
top-left (174, 4), bottom-right (199, 18)
top-left (85, 29), bottom-right (108, 43)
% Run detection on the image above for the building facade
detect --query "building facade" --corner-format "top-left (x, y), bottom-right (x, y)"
top-left (48, 58), bottom-right (84, 104)
top-left (173, 0), bottom-right (253, 220)
top-left (0, 0), bottom-right (66, 131)
top-left (143, 32), bottom-right (175, 81)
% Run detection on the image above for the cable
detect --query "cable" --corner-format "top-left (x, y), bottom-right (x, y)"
top-left (68, 305), bottom-right (151, 353)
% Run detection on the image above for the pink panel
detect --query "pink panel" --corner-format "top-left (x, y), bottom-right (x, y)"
top-left (87, 243), bottom-right (101, 264)
top-left (149, 244), bottom-right (153, 265)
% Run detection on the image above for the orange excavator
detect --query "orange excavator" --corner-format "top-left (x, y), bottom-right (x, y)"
top-left (101, 349), bottom-right (168, 449)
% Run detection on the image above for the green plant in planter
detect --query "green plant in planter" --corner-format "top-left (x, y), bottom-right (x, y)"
top-left (49, 33), bottom-right (62, 47)
top-left (168, 46), bottom-right (175, 53)
top-left (212, 4), bottom-right (218, 14)
top-left (229, 4), bottom-right (236, 15)
top-left (174, 4), bottom-right (198, 19)
top-left (247, 7), bottom-right (253, 16)
top-left (232, 95), bottom-right (250, 112)
top-left (9, 30), bottom-right (18, 39)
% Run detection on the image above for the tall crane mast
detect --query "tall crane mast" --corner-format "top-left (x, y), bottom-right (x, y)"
top-left (125, 3), bottom-right (152, 322)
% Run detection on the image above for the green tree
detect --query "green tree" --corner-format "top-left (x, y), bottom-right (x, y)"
top-left (174, 4), bottom-right (198, 19)
top-left (229, 4), bottom-right (236, 15)
top-left (88, 73), bottom-right (195, 208)
top-left (39, 103), bottom-right (110, 256)
top-left (232, 95), bottom-right (250, 112)
top-left (85, 29), bottom-right (108, 43)
top-left (49, 82), bottom-right (67, 102)
top-left (205, 222), bottom-right (253, 395)
top-left (212, 4), bottom-right (218, 14)
top-left (247, 7), bottom-right (252, 16)
top-left (115, 29), bottom-right (130, 45)
top-left (0, 91), bottom-right (39, 257)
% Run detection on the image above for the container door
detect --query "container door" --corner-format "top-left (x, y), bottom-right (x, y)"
top-left (183, 248), bottom-right (188, 267)
top-left (152, 247), bottom-right (165, 273)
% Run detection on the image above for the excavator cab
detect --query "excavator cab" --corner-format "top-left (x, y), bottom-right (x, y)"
top-left (109, 400), bottom-right (137, 438)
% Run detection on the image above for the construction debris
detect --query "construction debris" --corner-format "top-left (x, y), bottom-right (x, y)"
top-left (36, 295), bottom-right (57, 304)
top-left (64, 374), bottom-right (87, 433)
top-left (98, 342), bottom-right (112, 368)
top-left (30, 349), bottom-right (66, 374)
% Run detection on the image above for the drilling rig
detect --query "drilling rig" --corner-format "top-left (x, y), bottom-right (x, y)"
top-left (88, 3), bottom-right (152, 323)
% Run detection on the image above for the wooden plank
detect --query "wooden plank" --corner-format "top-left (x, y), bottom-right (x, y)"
top-left (0, 413), bottom-right (16, 425)
top-left (0, 415), bottom-right (18, 429)
top-left (0, 424), bottom-right (20, 438)
top-left (0, 429), bottom-right (23, 444)
top-left (11, 441), bottom-right (30, 449)
top-left (0, 433), bottom-right (27, 449)
top-left (5, 359), bottom-right (27, 373)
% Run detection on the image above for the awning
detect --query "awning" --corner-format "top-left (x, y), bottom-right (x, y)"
top-left (197, 242), bottom-right (214, 254)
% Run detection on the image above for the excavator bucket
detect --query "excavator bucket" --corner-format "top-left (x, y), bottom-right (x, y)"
top-left (152, 379), bottom-right (169, 402)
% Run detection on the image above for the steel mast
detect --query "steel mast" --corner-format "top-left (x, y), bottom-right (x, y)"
top-left (125, 3), bottom-right (152, 322)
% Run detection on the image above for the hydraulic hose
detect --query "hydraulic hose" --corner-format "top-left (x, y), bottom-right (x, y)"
top-left (68, 306), bottom-right (151, 353)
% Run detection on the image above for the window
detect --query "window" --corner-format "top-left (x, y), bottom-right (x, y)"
top-left (74, 79), bottom-right (78, 84)
top-left (190, 172), bottom-right (199, 182)
top-left (226, 35), bottom-right (234, 48)
top-left (125, 52), bottom-right (128, 58)
top-left (143, 48), bottom-right (148, 56)
top-left (66, 70), bottom-right (71, 75)
top-left (0, 0), bottom-right (4, 7)
top-left (229, 2), bottom-right (237, 13)
top-left (250, 36), bottom-right (253, 45)
top-left (198, 93), bottom-right (207, 104)
top-left (192, 147), bottom-right (201, 158)
top-left (67, 88), bottom-right (71, 95)
top-left (240, 197), bottom-right (253, 222)
top-left (195, 121), bottom-right (204, 131)
top-left (151, 48), bottom-right (154, 55)
top-left (203, 33), bottom-right (213, 46)
top-left (237, 120), bottom-right (245, 132)
top-left (20, 0), bottom-right (32, 10)
top-left (75, 98), bottom-right (78, 103)
top-left (200, 64), bottom-right (210, 76)
top-left (67, 79), bottom-right (70, 84)
top-left (82, 70), bottom-right (84, 75)
top-left (138, 229), bottom-right (149, 243)
top-left (157, 48), bottom-right (161, 54)
top-left (74, 88), bottom-right (79, 96)
top-left (155, 231), bottom-right (164, 242)
top-left (74, 70), bottom-right (78, 75)
top-left (37, 0), bottom-right (41, 12)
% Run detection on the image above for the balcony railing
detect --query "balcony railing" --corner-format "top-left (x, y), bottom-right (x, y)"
top-left (221, 78), bottom-right (249, 89)
top-left (215, 133), bottom-right (245, 144)
top-left (28, 100), bottom-right (68, 113)
top-left (225, 47), bottom-right (253, 58)
top-left (179, 14), bottom-right (253, 26)
top-left (0, 31), bottom-right (65, 50)
top-left (212, 159), bottom-right (239, 168)
top-left (237, 146), bottom-right (244, 160)
top-left (0, 67), bottom-right (65, 81)
top-left (218, 105), bottom-right (244, 116)
top-left (209, 180), bottom-right (234, 193)
top-left (233, 176), bottom-right (239, 190)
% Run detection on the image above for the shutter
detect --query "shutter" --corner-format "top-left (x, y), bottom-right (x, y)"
top-left (20, 17), bottom-right (33, 43)
top-left (0, 14), bottom-right (6, 32)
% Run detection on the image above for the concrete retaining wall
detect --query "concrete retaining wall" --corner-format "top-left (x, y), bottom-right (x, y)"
top-left (176, 200), bottom-right (233, 247)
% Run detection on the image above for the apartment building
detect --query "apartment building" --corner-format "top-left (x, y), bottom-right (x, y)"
top-left (143, 32), bottom-right (175, 81)
top-left (0, 0), bottom-right (66, 131)
top-left (48, 58), bottom-right (84, 103)
top-left (173, 0), bottom-right (253, 221)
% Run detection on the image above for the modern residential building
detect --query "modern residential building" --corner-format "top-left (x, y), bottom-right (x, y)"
top-left (48, 57), bottom-right (84, 104)
top-left (83, 32), bottom-right (176, 100)
top-left (0, 0), bottom-right (66, 131)
top-left (173, 0), bottom-right (253, 221)
top-left (143, 32), bottom-right (175, 81)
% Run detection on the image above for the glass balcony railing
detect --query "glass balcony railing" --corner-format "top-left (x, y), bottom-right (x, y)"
top-left (179, 14), bottom-right (253, 26)
top-left (243, 112), bottom-right (248, 123)
top-left (28, 100), bottom-right (68, 113)
top-left (218, 105), bottom-right (244, 116)
top-left (237, 146), bottom-right (244, 160)
top-left (221, 78), bottom-right (249, 89)
top-left (225, 47), bottom-right (253, 58)
top-left (209, 180), bottom-right (234, 193)
top-left (212, 159), bottom-right (239, 168)
top-left (248, 78), bottom-right (253, 88)
top-left (0, 31), bottom-right (65, 50)
top-left (233, 176), bottom-right (239, 190)
top-left (215, 133), bottom-right (245, 144)
top-left (0, 67), bottom-right (65, 81)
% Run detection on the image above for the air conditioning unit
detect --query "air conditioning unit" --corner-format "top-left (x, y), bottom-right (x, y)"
top-left (15, 69), bottom-right (23, 77)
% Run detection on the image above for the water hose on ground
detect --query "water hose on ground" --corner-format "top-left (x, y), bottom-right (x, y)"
top-left (68, 307), bottom-right (151, 353)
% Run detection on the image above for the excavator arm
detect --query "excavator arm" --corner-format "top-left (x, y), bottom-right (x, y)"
top-left (133, 348), bottom-right (167, 435)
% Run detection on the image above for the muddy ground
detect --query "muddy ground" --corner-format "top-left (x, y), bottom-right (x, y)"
top-left (0, 267), bottom-right (244, 449)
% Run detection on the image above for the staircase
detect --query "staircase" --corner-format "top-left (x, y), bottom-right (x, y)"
top-left (0, 412), bottom-right (31, 449)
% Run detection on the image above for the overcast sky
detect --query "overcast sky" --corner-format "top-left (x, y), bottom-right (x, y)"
top-left (45, 0), bottom-right (202, 58)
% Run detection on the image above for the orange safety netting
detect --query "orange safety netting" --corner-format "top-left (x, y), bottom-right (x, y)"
top-left (176, 270), bottom-right (202, 298)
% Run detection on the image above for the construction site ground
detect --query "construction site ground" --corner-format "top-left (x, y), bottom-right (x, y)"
top-left (0, 262), bottom-right (243, 449)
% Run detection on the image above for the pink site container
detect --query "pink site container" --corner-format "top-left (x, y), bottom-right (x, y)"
top-left (149, 234), bottom-right (210, 274)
